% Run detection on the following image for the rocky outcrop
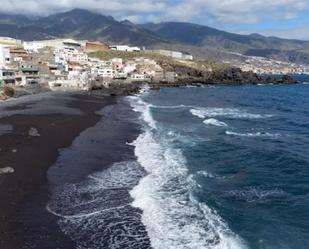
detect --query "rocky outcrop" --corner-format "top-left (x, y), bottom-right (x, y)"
top-left (91, 81), bottom-right (142, 96)
top-left (158, 64), bottom-right (298, 86)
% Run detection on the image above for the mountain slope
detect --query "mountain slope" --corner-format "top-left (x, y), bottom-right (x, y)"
top-left (142, 22), bottom-right (309, 64)
top-left (0, 9), bottom-right (309, 64)
top-left (0, 9), bottom-right (165, 45)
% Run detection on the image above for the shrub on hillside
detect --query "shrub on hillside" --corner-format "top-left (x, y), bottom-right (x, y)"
top-left (3, 85), bottom-right (15, 97)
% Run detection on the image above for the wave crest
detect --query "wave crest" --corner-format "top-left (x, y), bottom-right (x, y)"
top-left (129, 95), bottom-right (248, 249)
top-left (190, 107), bottom-right (273, 119)
top-left (203, 118), bottom-right (228, 127)
top-left (226, 131), bottom-right (280, 138)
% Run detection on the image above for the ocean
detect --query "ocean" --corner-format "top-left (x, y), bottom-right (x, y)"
top-left (47, 82), bottom-right (309, 249)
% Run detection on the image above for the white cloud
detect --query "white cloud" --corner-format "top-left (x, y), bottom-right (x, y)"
top-left (0, 0), bottom-right (308, 25)
top-left (163, 0), bottom-right (309, 24)
top-left (260, 26), bottom-right (309, 40)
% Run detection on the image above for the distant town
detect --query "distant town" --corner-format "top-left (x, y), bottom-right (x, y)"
top-left (225, 52), bottom-right (309, 75)
top-left (0, 36), bottom-right (307, 100)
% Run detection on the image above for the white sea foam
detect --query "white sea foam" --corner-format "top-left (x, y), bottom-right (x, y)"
top-left (225, 187), bottom-right (286, 203)
top-left (197, 170), bottom-right (216, 178)
top-left (129, 96), bottom-right (157, 129)
top-left (190, 107), bottom-right (273, 120)
top-left (129, 96), bottom-right (248, 249)
top-left (151, 104), bottom-right (191, 109)
top-left (47, 161), bottom-right (149, 248)
top-left (225, 131), bottom-right (280, 138)
top-left (203, 118), bottom-right (228, 127)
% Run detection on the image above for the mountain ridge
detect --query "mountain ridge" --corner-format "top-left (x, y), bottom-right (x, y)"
top-left (0, 9), bottom-right (309, 64)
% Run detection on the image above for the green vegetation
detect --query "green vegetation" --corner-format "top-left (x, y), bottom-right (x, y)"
top-left (89, 50), bottom-right (182, 63)
top-left (3, 85), bottom-right (15, 97)
top-left (88, 50), bottom-right (230, 73)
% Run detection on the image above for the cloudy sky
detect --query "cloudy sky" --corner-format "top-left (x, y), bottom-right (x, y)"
top-left (2, 0), bottom-right (309, 40)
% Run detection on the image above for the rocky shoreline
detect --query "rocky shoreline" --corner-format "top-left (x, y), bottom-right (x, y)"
top-left (162, 64), bottom-right (297, 85)
top-left (92, 63), bottom-right (299, 95)
top-left (1, 67), bottom-right (300, 100)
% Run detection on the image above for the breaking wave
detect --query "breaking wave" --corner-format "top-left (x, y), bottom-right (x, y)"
top-left (190, 107), bottom-right (273, 120)
top-left (47, 160), bottom-right (151, 249)
top-left (129, 96), bottom-right (247, 249)
top-left (225, 131), bottom-right (280, 138)
top-left (129, 96), bottom-right (157, 130)
top-left (151, 104), bottom-right (192, 109)
top-left (203, 118), bottom-right (228, 127)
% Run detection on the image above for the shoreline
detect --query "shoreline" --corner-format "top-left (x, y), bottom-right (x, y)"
top-left (1, 81), bottom-right (308, 248)
top-left (0, 93), bottom-right (116, 248)
top-left (0, 70), bottom-right (304, 104)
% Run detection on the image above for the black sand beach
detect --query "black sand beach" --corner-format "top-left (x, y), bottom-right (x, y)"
top-left (0, 93), bottom-right (123, 248)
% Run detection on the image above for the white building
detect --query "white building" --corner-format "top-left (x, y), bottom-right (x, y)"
top-left (110, 45), bottom-right (141, 52)
top-left (0, 44), bottom-right (10, 65)
top-left (23, 42), bottom-right (45, 52)
top-left (27, 39), bottom-right (82, 49)
top-left (131, 74), bottom-right (145, 81)
top-left (49, 71), bottom-right (90, 90)
top-left (0, 67), bottom-right (16, 85)
top-left (55, 47), bottom-right (88, 68)
top-left (154, 49), bottom-right (193, 60)
top-left (97, 68), bottom-right (114, 78)
top-left (123, 63), bottom-right (137, 74)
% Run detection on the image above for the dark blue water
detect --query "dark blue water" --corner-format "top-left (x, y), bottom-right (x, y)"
top-left (130, 83), bottom-right (309, 249)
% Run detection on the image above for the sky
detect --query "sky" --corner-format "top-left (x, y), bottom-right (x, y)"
top-left (1, 0), bottom-right (309, 40)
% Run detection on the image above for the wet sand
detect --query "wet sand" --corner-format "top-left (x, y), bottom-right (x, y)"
top-left (0, 93), bottom-right (115, 248)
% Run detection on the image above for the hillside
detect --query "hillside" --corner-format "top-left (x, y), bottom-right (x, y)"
top-left (0, 9), bottom-right (165, 45)
top-left (0, 9), bottom-right (309, 64)
top-left (142, 22), bottom-right (309, 64)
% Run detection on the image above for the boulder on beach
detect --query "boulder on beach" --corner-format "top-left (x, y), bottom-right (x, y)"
top-left (28, 127), bottom-right (40, 137)
top-left (0, 167), bottom-right (14, 175)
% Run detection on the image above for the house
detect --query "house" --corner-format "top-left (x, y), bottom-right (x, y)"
top-left (10, 47), bottom-right (28, 63)
top-left (0, 67), bottom-right (16, 85)
top-left (114, 72), bottom-right (127, 79)
top-left (131, 73), bottom-right (145, 81)
top-left (49, 71), bottom-right (90, 90)
top-left (69, 51), bottom-right (88, 63)
top-left (56, 47), bottom-right (88, 64)
top-left (20, 65), bottom-right (39, 76)
top-left (123, 62), bottom-right (137, 74)
top-left (23, 42), bottom-right (45, 53)
top-left (97, 68), bottom-right (114, 78)
top-left (17, 65), bottom-right (40, 85)
top-left (111, 58), bottom-right (123, 70)
top-left (0, 45), bottom-right (10, 65)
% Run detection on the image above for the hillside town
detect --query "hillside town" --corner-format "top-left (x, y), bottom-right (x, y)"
top-left (0, 36), bottom-right (196, 97)
top-left (225, 52), bottom-right (309, 75)
top-left (0, 36), bottom-right (306, 100)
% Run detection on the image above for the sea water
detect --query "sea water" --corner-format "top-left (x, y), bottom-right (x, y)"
top-left (47, 83), bottom-right (309, 249)
top-left (129, 83), bottom-right (309, 249)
